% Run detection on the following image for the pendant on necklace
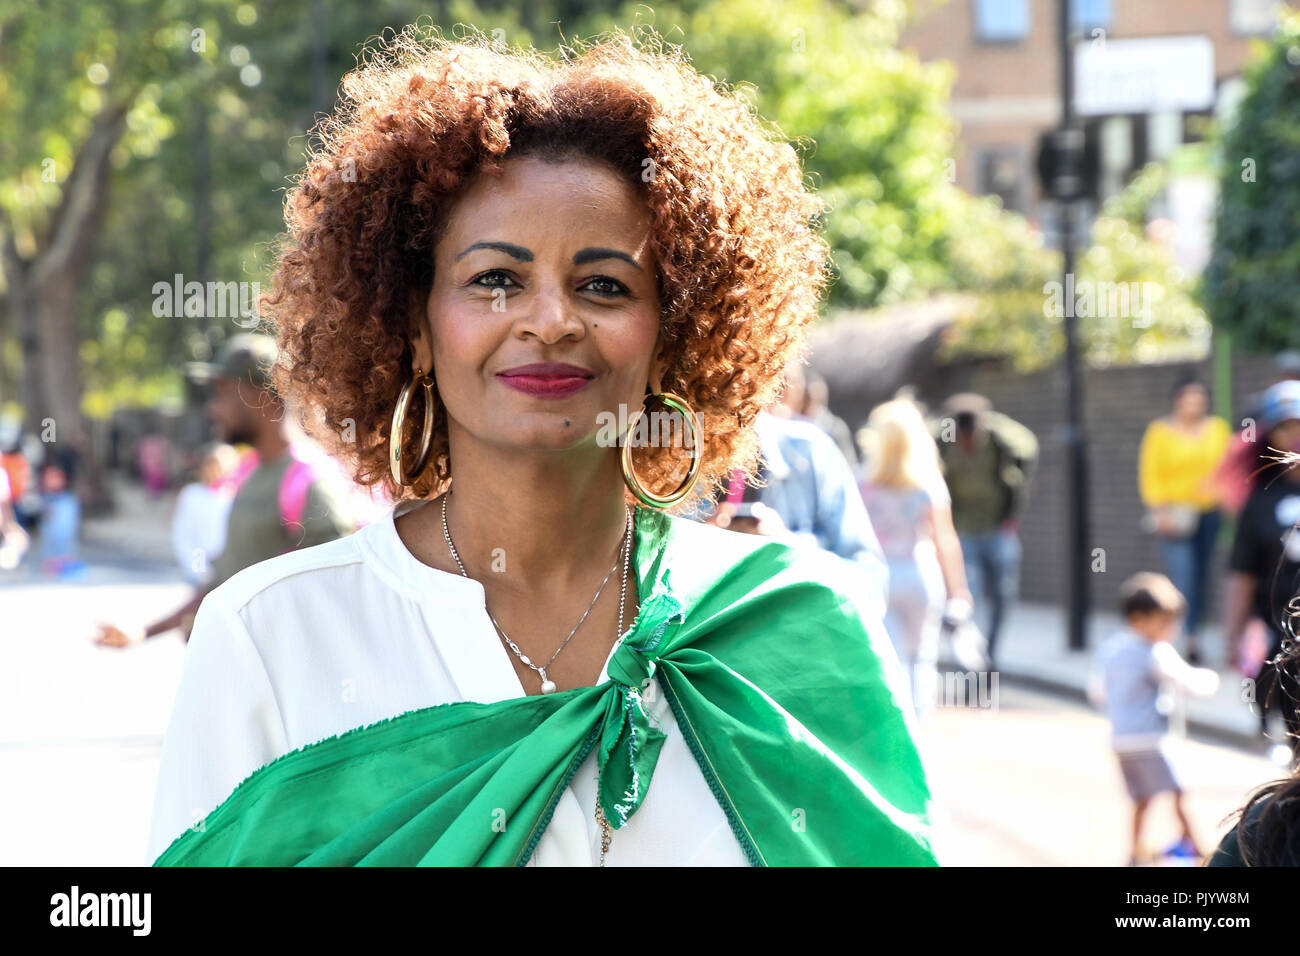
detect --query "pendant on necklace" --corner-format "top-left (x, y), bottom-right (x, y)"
top-left (539, 668), bottom-right (558, 695)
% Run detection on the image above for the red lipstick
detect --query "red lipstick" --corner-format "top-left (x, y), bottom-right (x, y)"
top-left (496, 362), bottom-right (595, 398)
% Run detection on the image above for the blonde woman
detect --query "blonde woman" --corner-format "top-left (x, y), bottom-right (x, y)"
top-left (859, 399), bottom-right (972, 717)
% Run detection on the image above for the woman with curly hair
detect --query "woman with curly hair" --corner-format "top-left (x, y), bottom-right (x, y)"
top-left (147, 27), bottom-right (934, 867)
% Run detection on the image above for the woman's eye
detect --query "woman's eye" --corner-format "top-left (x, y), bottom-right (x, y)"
top-left (581, 276), bottom-right (628, 297)
top-left (471, 270), bottom-right (516, 289)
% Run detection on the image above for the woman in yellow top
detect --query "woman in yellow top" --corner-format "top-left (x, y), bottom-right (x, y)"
top-left (1137, 377), bottom-right (1231, 663)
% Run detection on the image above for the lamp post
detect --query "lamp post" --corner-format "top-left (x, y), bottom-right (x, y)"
top-left (1038, 1), bottom-right (1092, 650)
top-left (1059, 0), bottom-right (1090, 651)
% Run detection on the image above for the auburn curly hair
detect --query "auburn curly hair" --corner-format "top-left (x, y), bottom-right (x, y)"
top-left (265, 25), bottom-right (829, 508)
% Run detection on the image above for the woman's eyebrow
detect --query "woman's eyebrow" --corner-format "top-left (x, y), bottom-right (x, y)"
top-left (455, 241), bottom-right (533, 262)
top-left (573, 247), bottom-right (641, 271)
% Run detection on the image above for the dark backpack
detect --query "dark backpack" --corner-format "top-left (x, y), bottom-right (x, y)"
top-left (934, 412), bottom-right (1038, 524)
top-left (983, 413), bottom-right (1038, 523)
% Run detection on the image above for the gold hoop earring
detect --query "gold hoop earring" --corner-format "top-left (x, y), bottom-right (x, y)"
top-left (389, 366), bottom-right (436, 486)
top-left (621, 391), bottom-right (703, 508)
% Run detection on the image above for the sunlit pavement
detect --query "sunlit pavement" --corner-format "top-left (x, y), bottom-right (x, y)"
top-left (1, 573), bottom-right (190, 866)
top-left (917, 684), bottom-right (1288, 866)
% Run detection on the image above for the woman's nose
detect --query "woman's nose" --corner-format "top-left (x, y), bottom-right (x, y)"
top-left (517, 287), bottom-right (584, 343)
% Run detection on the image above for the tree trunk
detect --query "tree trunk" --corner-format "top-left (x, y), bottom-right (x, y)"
top-left (1, 233), bottom-right (45, 439)
top-left (1, 102), bottom-right (129, 514)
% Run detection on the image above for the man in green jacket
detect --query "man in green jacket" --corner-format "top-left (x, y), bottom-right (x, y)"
top-left (935, 393), bottom-right (1038, 666)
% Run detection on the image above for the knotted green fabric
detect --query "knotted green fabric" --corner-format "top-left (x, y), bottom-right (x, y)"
top-left (154, 508), bottom-right (937, 866)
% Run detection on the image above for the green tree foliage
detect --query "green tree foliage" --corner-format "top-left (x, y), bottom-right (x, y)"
top-left (942, 158), bottom-right (1212, 372)
top-left (939, 194), bottom-right (1060, 370)
top-left (619, 0), bottom-right (962, 308)
top-left (1203, 7), bottom-right (1300, 353)
top-left (628, 0), bottom-right (1204, 372)
top-left (1079, 165), bottom-right (1211, 368)
top-left (0, 0), bottom-right (1221, 436)
top-left (0, 0), bottom-right (563, 428)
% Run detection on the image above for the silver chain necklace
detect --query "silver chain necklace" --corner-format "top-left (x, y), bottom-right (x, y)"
top-left (440, 492), bottom-right (632, 694)
top-left (439, 491), bottom-right (632, 864)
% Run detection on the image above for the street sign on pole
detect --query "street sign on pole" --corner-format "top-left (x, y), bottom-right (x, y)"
top-left (1074, 34), bottom-right (1215, 116)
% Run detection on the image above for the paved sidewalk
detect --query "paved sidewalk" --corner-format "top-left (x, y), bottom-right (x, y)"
top-left (81, 476), bottom-right (179, 565)
top-left (945, 603), bottom-right (1279, 752)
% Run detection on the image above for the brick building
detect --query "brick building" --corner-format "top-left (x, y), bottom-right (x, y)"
top-left (901, 0), bottom-right (1278, 240)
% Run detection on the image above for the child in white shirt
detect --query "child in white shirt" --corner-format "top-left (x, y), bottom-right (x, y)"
top-left (1088, 572), bottom-right (1220, 865)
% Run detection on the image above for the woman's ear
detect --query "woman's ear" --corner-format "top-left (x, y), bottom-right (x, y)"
top-left (648, 343), bottom-right (669, 395)
top-left (408, 293), bottom-right (434, 375)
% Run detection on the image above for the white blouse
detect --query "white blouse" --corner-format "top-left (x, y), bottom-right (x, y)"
top-left (146, 499), bottom-right (749, 866)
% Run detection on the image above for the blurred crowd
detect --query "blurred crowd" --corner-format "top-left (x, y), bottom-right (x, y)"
top-left (0, 421), bottom-right (87, 577)
top-left (5, 340), bottom-right (1299, 710)
top-left (4, 335), bottom-right (1300, 866)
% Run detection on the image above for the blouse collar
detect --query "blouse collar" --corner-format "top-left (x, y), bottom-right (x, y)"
top-left (356, 499), bottom-right (488, 605)
top-left (356, 497), bottom-right (685, 684)
top-left (359, 497), bottom-right (678, 608)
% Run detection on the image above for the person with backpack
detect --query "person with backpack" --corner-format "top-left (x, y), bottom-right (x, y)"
top-left (935, 393), bottom-right (1038, 666)
top-left (94, 334), bottom-right (359, 647)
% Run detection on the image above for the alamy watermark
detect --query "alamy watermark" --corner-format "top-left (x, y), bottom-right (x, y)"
top-left (152, 274), bottom-right (260, 327)
top-left (933, 669), bottom-right (999, 711)
top-left (595, 402), bottom-right (698, 450)
top-left (50, 886), bottom-right (150, 936)
top-left (1043, 274), bottom-right (1157, 328)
